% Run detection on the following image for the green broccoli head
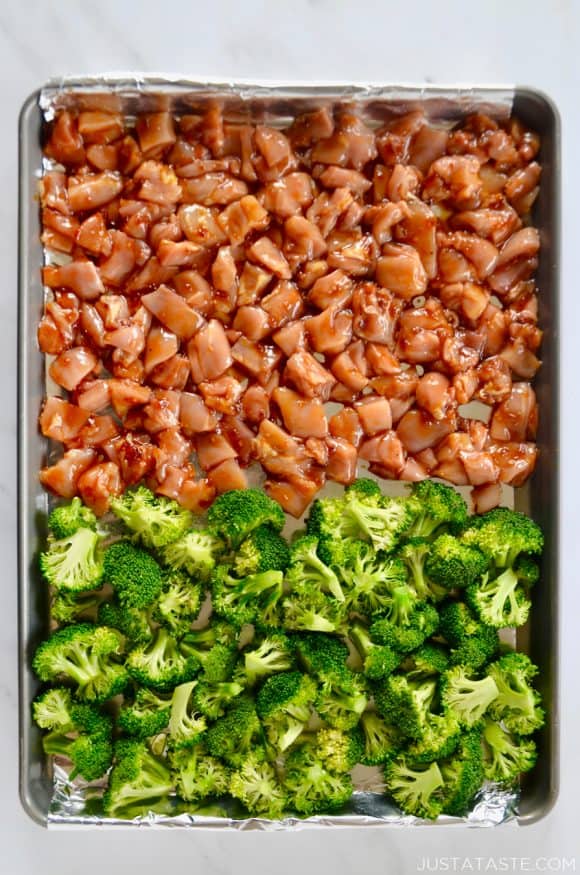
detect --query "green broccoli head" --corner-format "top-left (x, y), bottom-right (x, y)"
top-left (234, 525), bottom-right (291, 577)
top-left (52, 589), bottom-right (106, 626)
top-left (282, 582), bottom-right (348, 634)
top-left (193, 679), bottom-right (245, 720)
top-left (398, 538), bottom-right (446, 602)
top-left (110, 485), bottom-right (193, 550)
top-left (370, 603), bottom-right (439, 655)
top-left (315, 675), bottom-right (368, 731)
top-left (308, 489), bottom-right (414, 554)
top-left (438, 601), bottom-right (499, 669)
top-left (103, 739), bottom-right (174, 819)
top-left (256, 671), bottom-right (318, 751)
top-left (349, 622), bottom-right (400, 681)
top-left (486, 653), bottom-right (545, 735)
top-left (153, 570), bottom-right (203, 637)
top-left (439, 600), bottom-right (484, 646)
top-left (385, 758), bottom-right (445, 820)
top-left (359, 711), bottom-right (402, 766)
top-left (482, 718), bottom-right (538, 783)
top-left (32, 623), bottom-right (128, 703)
top-left (168, 680), bottom-right (208, 750)
top-left (211, 565), bottom-right (284, 629)
top-left (229, 752), bottom-right (288, 818)
top-left (162, 529), bottom-right (223, 582)
top-left (425, 534), bottom-right (487, 590)
top-left (38, 695), bottom-right (113, 781)
top-left (117, 687), bottom-right (172, 739)
top-left (97, 599), bottom-right (153, 645)
top-left (460, 507), bottom-right (543, 570)
top-left (440, 728), bottom-right (485, 816)
top-left (206, 696), bottom-right (264, 767)
top-left (405, 714), bottom-right (462, 764)
top-left (48, 497), bottom-right (97, 539)
top-left (170, 743), bottom-right (231, 802)
top-left (314, 727), bottom-right (364, 774)
top-left (284, 744), bottom-right (353, 815)
top-left (286, 535), bottom-right (345, 602)
top-left (440, 666), bottom-right (499, 727)
top-left (207, 488), bottom-right (285, 549)
top-left (374, 675), bottom-right (437, 739)
top-left (40, 527), bottom-right (104, 593)
top-left (294, 633), bottom-right (351, 689)
top-left (103, 541), bottom-right (163, 610)
top-left (323, 538), bottom-right (408, 614)
top-left (243, 632), bottom-right (295, 686)
top-left (345, 478), bottom-right (383, 499)
top-left (466, 567), bottom-right (532, 629)
top-left (400, 643), bottom-right (450, 679)
top-left (126, 627), bottom-right (200, 691)
top-left (406, 481), bottom-right (468, 540)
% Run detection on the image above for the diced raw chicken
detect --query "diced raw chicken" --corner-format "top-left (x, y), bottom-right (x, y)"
top-left (187, 320), bottom-right (232, 383)
top-left (142, 285), bottom-right (204, 340)
top-left (285, 350), bottom-right (336, 400)
top-left (39, 449), bottom-right (97, 498)
top-left (49, 347), bottom-right (98, 392)
top-left (40, 398), bottom-right (90, 442)
top-left (43, 261), bottom-right (104, 300)
top-left (77, 462), bottom-right (123, 515)
top-left (273, 387), bottom-right (328, 439)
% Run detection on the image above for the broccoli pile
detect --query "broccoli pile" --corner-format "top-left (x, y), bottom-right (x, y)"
top-left (33, 482), bottom-right (545, 821)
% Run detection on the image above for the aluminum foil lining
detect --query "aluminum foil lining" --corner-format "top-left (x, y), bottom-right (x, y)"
top-left (37, 76), bottom-right (518, 829)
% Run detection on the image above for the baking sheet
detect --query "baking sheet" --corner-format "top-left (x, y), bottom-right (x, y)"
top-left (18, 76), bottom-right (559, 828)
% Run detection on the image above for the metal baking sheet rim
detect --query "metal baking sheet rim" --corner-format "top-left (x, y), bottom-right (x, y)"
top-left (17, 77), bottom-right (560, 829)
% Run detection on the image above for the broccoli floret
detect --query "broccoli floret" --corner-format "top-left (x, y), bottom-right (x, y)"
top-left (440, 666), bottom-right (499, 727)
top-left (153, 570), bottom-right (203, 637)
top-left (405, 714), bottom-right (462, 764)
top-left (482, 718), bottom-right (538, 783)
top-left (167, 681), bottom-right (208, 749)
top-left (48, 497), bottom-right (97, 539)
top-left (193, 680), bottom-right (244, 719)
top-left (103, 739), bottom-right (174, 819)
top-left (211, 565), bottom-right (284, 628)
top-left (486, 653), bottom-right (545, 735)
top-left (466, 566), bottom-right (533, 629)
top-left (385, 758), bottom-right (445, 820)
top-left (32, 623), bottom-right (128, 703)
top-left (398, 538), bottom-right (446, 602)
top-left (40, 527), bottom-right (104, 593)
top-left (315, 675), bottom-right (368, 730)
top-left (450, 631), bottom-right (499, 671)
top-left (52, 589), bottom-right (106, 625)
top-left (230, 752), bottom-right (287, 818)
top-left (308, 491), bottom-right (414, 554)
top-left (460, 507), bottom-right (543, 570)
top-left (380, 583), bottom-right (419, 626)
top-left (345, 478), bottom-right (383, 499)
top-left (323, 539), bottom-right (408, 614)
top-left (103, 541), bottom-right (163, 609)
top-left (294, 633), bottom-right (351, 689)
top-left (286, 535), bottom-right (345, 602)
top-left (42, 702), bottom-right (113, 782)
top-left (110, 486), bottom-right (192, 549)
top-left (359, 711), bottom-right (402, 766)
top-left (282, 582), bottom-right (348, 634)
top-left (314, 727), bottom-right (364, 774)
top-left (440, 728), bottom-right (485, 816)
top-left (32, 687), bottom-right (74, 730)
top-left (350, 621), bottom-right (400, 681)
top-left (342, 493), bottom-right (416, 554)
top-left (438, 601), bottom-right (499, 668)
top-left (439, 600), bottom-right (486, 645)
top-left (425, 534), bottom-right (487, 590)
top-left (406, 481), bottom-right (468, 539)
top-left (162, 529), bottom-right (223, 582)
top-left (256, 671), bottom-right (317, 751)
top-left (207, 488), bottom-right (285, 549)
top-left (234, 525), bottom-right (290, 577)
top-left (117, 688), bottom-right (172, 739)
top-left (170, 743), bottom-right (231, 802)
top-left (206, 696), bottom-right (264, 767)
top-left (98, 599), bottom-right (153, 645)
top-left (181, 637), bottom-right (238, 684)
top-left (370, 603), bottom-right (439, 654)
top-left (400, 643), bottom-right (450, 678)
top-left (126, 627), bottom-right (200, 691)
top-left (243, 632), bottom-right (295, 686)
top-left (284, 744), bottom-right (353, 815)
top-left (374, 675), bottom-right (437, 739)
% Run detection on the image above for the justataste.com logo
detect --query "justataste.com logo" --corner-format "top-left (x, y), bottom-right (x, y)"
top-left (416, 859), bottom-right (576, 872)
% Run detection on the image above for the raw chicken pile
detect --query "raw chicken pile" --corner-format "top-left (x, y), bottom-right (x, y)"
top-left (37, 105), bottom-right (542, 517)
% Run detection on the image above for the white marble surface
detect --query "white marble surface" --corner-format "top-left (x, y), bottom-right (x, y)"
top-left (1, 0), bottom-right (578, 871)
